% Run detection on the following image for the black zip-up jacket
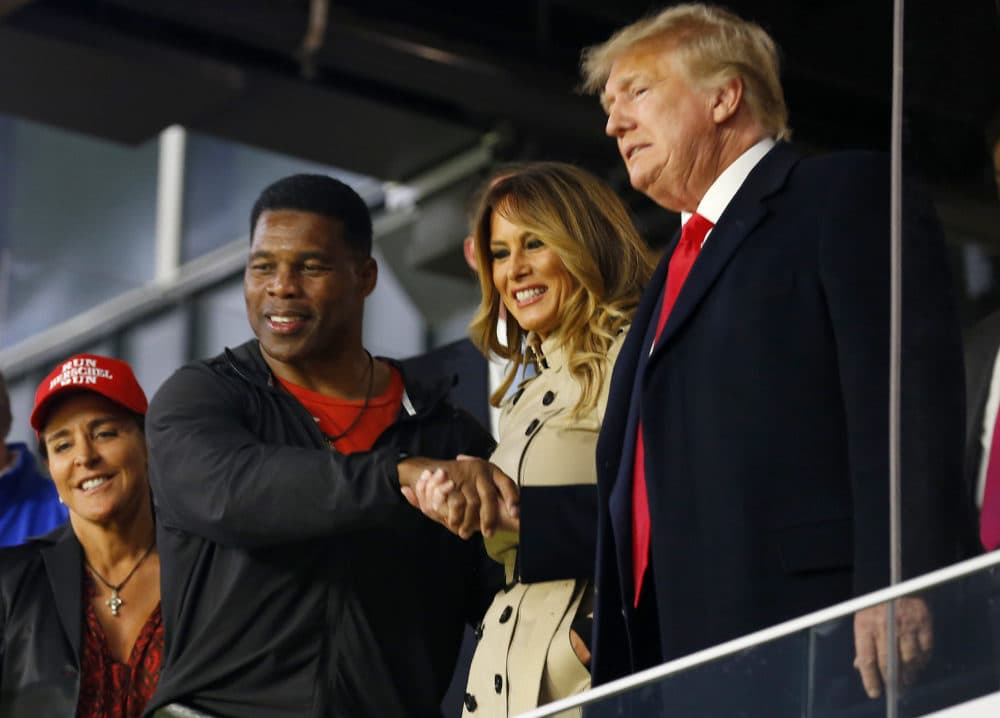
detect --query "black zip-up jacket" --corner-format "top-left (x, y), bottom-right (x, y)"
top-left (144, 340), bottom-right (500, 718)
top-left (0, 525), bottom-right (83, 718)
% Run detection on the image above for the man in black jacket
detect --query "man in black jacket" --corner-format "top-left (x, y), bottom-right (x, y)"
top-left (145, 174), bottom-right (514, 718)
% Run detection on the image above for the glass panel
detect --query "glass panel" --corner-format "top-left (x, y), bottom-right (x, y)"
top-left (181, 132), bottom-right (385, 262)
top-left (900, 1), bottom-right (1000, 328)
top-left (363, 246), bottom-right (427, 360)
top-left (192, 275), bottom-right (254, 360)
top-left (78, 339), bottom-right (117, 360)
top-left (0, 113), bottom-right (158, 348)
top-left (3, 373), bottom-right (42, 449)
top-left (530, 561), bottom-right (1000, 718)
top-left (898, 11), bottom-right (1000, 718)
top-left (120, 306), bottom-right (191, 399)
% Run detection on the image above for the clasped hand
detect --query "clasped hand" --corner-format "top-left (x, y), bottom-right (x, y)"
top-left (400, 455), bottom-right (520, 539)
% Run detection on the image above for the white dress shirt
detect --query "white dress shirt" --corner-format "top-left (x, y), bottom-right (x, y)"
top-left (681, 137), bottom-right (776, 246)
top-left (649, 137), bottom-right (777, 359)
top-left (976, 347), bottom-right (1000, 507)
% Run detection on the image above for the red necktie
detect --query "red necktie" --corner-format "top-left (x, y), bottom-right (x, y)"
top-left (980, 406), bottom-right (1000, 550)
top-left (632, 213), bottom-right (714, 606)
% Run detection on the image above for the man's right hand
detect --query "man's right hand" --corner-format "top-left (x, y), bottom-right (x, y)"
top-left (853, 598), bottom-right (933, 698)
top-left (398, 456), bottom-right (519, 539)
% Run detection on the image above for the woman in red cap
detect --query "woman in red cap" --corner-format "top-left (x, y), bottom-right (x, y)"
top-left (0, 354), bottom-right (162, 718)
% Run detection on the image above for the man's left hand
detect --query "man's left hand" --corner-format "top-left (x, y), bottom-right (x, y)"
top-left (853, 597), bottom-right (933, 699)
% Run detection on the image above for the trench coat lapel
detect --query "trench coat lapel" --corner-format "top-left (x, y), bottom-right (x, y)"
top-left (40, 526), bottom-right (83, 661)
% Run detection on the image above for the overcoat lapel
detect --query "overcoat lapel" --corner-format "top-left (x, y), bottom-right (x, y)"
top-left (648, 142), bottom-right (800, 363)
top-left (598, 244), bottom-right (672, 490)
top-left (40, 526), bottom-right (83, 661)
top-left (599, 235), bottom-right (675, 602)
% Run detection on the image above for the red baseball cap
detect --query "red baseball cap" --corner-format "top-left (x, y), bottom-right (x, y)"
top-left (30, 353), bottom-right (148, 432)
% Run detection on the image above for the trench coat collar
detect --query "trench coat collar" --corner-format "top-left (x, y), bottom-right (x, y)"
top-left (526, 332), bottom-right (569, 375)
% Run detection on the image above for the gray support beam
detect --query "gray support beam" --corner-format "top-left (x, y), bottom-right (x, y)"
top-left (155, 124), bottom-right (187, 283)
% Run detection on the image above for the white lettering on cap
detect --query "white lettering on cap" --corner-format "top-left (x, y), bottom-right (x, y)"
top-left (48, 367), bottom-right (113, 390)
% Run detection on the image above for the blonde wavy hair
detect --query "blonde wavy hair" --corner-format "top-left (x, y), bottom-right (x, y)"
top-left (581, 3), bottom-right (791, 141)
top-left (469, 162), bottom-right (654, 418)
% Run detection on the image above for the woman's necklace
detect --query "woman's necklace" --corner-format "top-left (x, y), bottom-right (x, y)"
top-left (85, 541), bottom-right (156, 617)
top-left (323, 350), bottom-right (375, 448)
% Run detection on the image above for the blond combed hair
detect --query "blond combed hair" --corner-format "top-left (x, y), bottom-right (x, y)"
top-left (469, 162), bottom-right (654, 418)
top-left (581, 3), bottom-right (791, 141)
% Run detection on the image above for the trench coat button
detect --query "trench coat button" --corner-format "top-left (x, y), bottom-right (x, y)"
top-left (499, 605), bottom-right (513, 623)
top-left (542, 390), bottom-right (555, 405)
top-left (495, 674), bottom-right (503, 693)
top-left (525, 419), bottom-right (539, 436)
top-left (464, 693), bottom-right (478, 712)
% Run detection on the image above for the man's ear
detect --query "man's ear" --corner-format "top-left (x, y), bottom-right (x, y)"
top-left (711, 76), bottom-right (744, 125)
top-left (359, 256), bottom-right (378, 298)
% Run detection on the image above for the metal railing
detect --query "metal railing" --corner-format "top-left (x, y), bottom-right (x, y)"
top-left (518, 550), bottom-right (1000, 717)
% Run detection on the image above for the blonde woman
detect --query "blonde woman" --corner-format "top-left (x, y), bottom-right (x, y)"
top-left (409, 162), bottom-right (653, 716)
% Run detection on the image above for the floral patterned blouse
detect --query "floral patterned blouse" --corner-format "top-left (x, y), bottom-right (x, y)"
top-left (75, 574), bottom-right (163, 718)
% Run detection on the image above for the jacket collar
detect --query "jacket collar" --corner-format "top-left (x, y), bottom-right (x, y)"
top-left (223, 339), bottom-right (451, 419)
top-left (37, 524), bottom-right (84, 661)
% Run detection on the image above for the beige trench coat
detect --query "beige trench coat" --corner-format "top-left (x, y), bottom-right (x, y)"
top-left (462, 331), bottom-right (626, 718)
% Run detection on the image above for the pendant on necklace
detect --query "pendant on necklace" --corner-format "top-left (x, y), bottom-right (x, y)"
top-left (106, 590), bottom-right (124, 616)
